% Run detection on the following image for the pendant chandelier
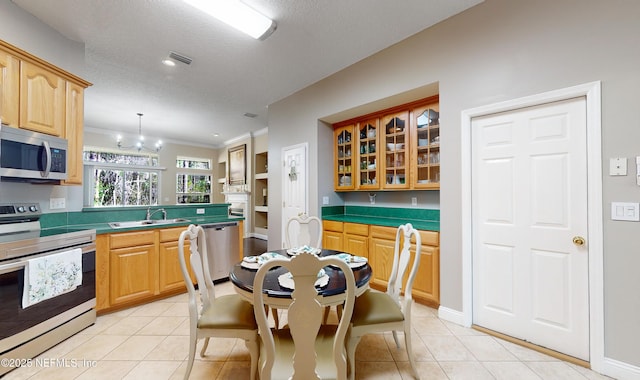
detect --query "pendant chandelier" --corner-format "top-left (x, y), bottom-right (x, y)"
top-left (117, 113), bottom-right (162, 153)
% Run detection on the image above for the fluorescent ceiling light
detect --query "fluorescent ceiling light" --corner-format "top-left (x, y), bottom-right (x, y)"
top-left (184, 0), bottom-right (276, 40)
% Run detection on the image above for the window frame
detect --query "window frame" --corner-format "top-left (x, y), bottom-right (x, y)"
top-left (83, 147), bottom-right (165, 208)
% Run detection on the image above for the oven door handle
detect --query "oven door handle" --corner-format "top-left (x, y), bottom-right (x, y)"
top-left (0, 243), bottom-right (95, 275)
top-left (0, 260), bottom-right (26, 275)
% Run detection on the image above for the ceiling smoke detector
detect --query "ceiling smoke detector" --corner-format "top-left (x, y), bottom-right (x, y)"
top-left (168, 51), bottom-right (193, 65)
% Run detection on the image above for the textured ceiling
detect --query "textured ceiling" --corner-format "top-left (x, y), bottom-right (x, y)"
top-left (13, 0), bottom-right (481, 147)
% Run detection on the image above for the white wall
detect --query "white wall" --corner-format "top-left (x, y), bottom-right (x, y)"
top-left (0, 1), bottom-right (84, 76)
top-left (268, 0), bottom-right (640, 370)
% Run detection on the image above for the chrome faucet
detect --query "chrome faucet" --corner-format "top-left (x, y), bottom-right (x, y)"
top-left (146, 207), bottom-right (166, 220)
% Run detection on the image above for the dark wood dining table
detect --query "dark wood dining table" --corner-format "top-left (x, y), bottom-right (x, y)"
top-left (229, 249), bottom-right (372, 308)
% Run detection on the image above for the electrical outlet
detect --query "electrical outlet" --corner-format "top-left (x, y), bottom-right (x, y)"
top-left (411, 197), bottom-right (417, 206)
top-left (322, 196), bottom-right (329, 205)
top-left (196, 208), bottom-right (205, 214)
top-left (50, 198), bottom-right (65, 209)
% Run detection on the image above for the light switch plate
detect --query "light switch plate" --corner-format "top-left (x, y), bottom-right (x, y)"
top-left (609, 157), bottom-right (627, 176)
top-left (611, 202), bottom-right (640, 221)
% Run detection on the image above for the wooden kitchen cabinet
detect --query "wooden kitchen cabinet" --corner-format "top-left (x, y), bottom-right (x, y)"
top-left (63, 82), bottom-right (85, 184)
top-left (410, 102), bottom-right (440, 189)
top-left (369, 226), bottom-right (397, 289)
top-left (370, 225), bottom-right (440, 307)
top-left (381, 110), bottom-right (410, 189)
top-left (96, 226), bottom-right (195, 313)
top-left (344, 222), bottom-right (369, 258)
top-left (158, 227), bottom-right (195, 293)
top-left (356, 118), bottom-right (380, 189)
top-left (334, 125), bottom-right (356, 190)
top-left (19, 61), bottom-right (66, 136)
top-left (108, 230), bottom-right (157, 307)
top-left (0, 49), bottom-right (19, 128)
top-left (323, 221), bottom-right (440, 307)
top-left (322, 220), bottom-right (344, 251)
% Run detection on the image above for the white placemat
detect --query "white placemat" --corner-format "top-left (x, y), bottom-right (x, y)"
top-left (277, 270), bottom-right (329, 290)
top-left (241, 252), bottom-right (283, 270)
top-left (286, 245), bottom-right (321, 256)
top-left (331, 253), bottom-right (368, 269)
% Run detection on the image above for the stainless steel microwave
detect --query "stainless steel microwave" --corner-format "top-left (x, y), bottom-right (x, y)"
top-left (0, 125), bottom-right (68, 182)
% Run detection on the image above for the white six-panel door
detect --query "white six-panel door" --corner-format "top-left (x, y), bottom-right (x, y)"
top-left (471, 97), bottom-right (590, 360)
top-left (281, 143), bottom-right (308, 248)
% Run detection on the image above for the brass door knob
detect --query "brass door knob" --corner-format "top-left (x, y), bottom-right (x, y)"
top-left (572, 236), bottom-right (586, 246)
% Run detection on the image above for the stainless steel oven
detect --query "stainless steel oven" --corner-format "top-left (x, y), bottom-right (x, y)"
top-left (0, 203), bottom-right (96, 376)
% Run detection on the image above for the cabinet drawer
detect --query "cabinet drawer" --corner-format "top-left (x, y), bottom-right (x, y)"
top-left (109, 230), bottom-right (155, 249)
top-left (418, 230), bottom-right (439, 246)
top-left (323, 220), bottom-right (343, 233)
top-left (159, 227), bottom-right (186, 243)
top-left (370, 225), bottom-right (396, 240)
top-left (344, 222), bottom-right (368, 236)
top-left (370, 225), bottom-right (439, 246)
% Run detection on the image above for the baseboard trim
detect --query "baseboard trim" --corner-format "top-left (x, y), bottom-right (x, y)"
top-left (601, 357), bottom-right (640, 380)
top-left (437, 306), bottom-right (466, 326)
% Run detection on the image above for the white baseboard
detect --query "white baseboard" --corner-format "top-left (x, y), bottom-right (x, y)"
top-left (249, 233), bottom-right (267, 240)
top-left (437, 306), bottom-right (467, 327)
top-left (601, 357), bottom-right (640, 380)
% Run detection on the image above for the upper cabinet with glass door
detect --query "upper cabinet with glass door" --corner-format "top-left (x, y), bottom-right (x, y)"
top-left (356, 118), bottom-right (379, 190)
top-left (332, 95), bottom-right (439, 191)
top-left (411, 102), bottom-right (440, 189)
top-left (334, 125), bottom-right (355, 191)
top-left (381, 111), bottom-right (410, 189)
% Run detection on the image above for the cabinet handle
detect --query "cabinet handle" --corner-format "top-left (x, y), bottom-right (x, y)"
top-left (572, 236), bottom-right (586, 246)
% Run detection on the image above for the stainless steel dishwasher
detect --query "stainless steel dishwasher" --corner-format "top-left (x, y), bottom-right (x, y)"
top-left (201, 221), bottom-right (240, 281)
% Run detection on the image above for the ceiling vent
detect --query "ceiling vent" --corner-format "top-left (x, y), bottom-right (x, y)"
top-left (168, 51), bottom-right (193, 65)
top-left (243, 112), bottom-right (258, 118)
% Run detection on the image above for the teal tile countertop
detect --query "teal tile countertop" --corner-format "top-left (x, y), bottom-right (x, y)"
top-left (40, 204), bottom-right (243, 234)
top-left (322, 205), bottom-right (439, 231)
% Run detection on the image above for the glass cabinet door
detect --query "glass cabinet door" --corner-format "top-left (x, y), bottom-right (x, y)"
top-left (411, 104), bottom-right (440, 189)
top-left (381, 111), bottom-right (409, 189)
top-left (334, 125), bottom-right (355, 190)
top-left (356, 118), bottom-right (379, 189)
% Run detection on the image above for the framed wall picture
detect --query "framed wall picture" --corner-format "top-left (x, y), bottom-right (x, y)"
top-left (228, 144), bottom-right (246, 185)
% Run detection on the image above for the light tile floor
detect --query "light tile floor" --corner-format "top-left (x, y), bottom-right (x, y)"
top-left (4, 281), bottom-right (613, 380)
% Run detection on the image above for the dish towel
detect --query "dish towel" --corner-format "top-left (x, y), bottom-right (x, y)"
top-left (22, 248), bottom-right (83, 308)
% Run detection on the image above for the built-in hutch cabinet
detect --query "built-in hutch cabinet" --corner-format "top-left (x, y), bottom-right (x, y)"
top-left (0, 39), bottom-right (91, 185)
top-left (332, 95), bottom-right (439, 191)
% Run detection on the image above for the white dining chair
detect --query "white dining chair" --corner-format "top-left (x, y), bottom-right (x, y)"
top-left (285, 214), bottom-right (323, 249)
top-left (253, 252), bottom-right (356, 380)
top-left (347, 223), bottom-right (421, 380)
top-left (279, 213), bottom-right (326, 326)
top-left (178, 224), bottom-right (259, 380)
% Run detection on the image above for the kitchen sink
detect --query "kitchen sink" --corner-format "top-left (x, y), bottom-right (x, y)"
top-left (108, 218), bottom-right (191, 229)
